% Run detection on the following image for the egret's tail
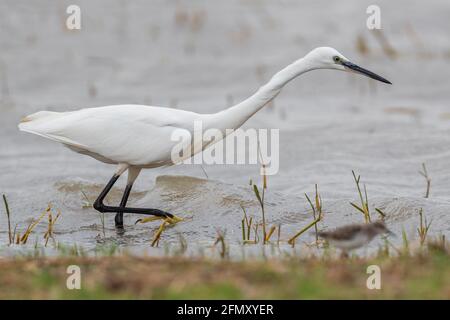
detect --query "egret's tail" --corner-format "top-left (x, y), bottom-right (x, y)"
top-left (18, 110), bottom-right (89, 150)
top-left (18, 111), bottom-right (61, 132)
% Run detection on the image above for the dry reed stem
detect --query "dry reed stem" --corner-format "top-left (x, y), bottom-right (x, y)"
top-left (18, 205), bottom-right (50, 244)
top-left (417, 208), bottom-right (432, 246)
top-left (2, 194), bottom-right (12, 245)
top-left (419, 163), bottom-right (431, 198)
top-left (350, 170), bottom-right (371, 223)
top-left (44, 209), bottom-right (61, 247)
top-left (287, 217), bottom-right (321, 247)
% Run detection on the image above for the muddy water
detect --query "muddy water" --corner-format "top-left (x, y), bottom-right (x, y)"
top-left (1, 0), bottom-right (450, 257)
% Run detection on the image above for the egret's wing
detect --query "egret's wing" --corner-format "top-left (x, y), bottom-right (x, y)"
top-left (19, 105), bottom-right (198, 166)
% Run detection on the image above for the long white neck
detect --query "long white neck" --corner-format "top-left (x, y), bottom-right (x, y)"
top-left (207, 57), bottom-right (314, 131)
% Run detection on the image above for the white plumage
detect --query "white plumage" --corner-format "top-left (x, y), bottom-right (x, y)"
top-left (19, 105), bottom-right (205, 167)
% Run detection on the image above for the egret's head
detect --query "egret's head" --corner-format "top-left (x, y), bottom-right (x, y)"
top-left (305, 47), bottom-right (392, 84)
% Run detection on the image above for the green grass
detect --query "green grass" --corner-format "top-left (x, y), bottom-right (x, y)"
top-left (0, 247), bottom-right (448, 299)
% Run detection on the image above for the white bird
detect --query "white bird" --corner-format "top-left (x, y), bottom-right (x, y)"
top-left (18, 47), bottom-right (391, 228)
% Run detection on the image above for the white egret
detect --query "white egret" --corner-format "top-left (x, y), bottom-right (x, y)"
top-left (18, 47), bottom-right (391, 228)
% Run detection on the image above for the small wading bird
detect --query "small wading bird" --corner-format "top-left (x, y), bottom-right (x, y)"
top-left (18, 47), bottom-right (391, 229)
top-left (318, 221), bottom-right (393, 255)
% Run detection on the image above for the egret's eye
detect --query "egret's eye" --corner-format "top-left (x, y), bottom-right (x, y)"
top-left (333, 56), bottom-right (341, 63)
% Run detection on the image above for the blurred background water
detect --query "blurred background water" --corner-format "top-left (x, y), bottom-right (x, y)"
top-left (1, 0), bottom-right (450, 257)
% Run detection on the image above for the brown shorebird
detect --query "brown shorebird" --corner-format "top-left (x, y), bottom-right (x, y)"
top-left (318, 221), bottom-right (393, 254)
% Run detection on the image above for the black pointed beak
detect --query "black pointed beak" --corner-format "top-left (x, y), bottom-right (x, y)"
top-left (342, 61), bottom-right (392, 84)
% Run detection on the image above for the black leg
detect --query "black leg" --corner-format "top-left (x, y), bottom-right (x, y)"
top-left (115, 184), bottom-right (132, 228)
top-left (93, 174), bottom-right (174, 226)
top-left (93, 174), bottom-right (120, 210)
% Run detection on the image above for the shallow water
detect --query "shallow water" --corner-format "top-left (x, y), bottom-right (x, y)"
top-left (1, 0), bottom-right (450, 257)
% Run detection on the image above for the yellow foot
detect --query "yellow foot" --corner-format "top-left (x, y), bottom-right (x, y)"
top-left (135, 214), bottom-right (184, 247)
top-left (150, 216), bottom-right (184, 247)
top-left (151, 220), bottom-right (168, 247)
top-left (135, 214), bottom-right (183, 225)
